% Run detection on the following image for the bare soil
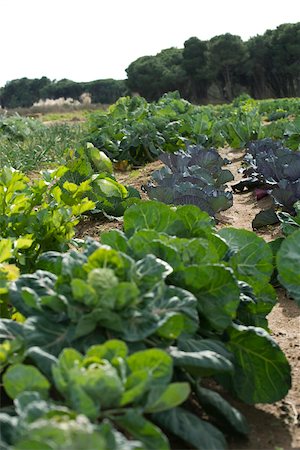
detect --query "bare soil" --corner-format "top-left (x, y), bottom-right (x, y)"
top-left (75, 150), bottom-right (300, 450)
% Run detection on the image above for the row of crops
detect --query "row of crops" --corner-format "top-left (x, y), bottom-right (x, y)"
top-left (86, 93), bottom-right (300, 164)
top-left (1, 93), bottom-right (299, 171)
top-left (0, 94), bottom-right (299, 449)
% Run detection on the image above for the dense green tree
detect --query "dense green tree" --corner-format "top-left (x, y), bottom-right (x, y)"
top-left (208, 33), bottom-right (248, 100)
top-left (83, 79), bottom-right (127, 104)
top-left (0, 77), bottom-right (127, 108)
top-left (40, 79), bottom-right (84, 100)
top-left (246, 34), bottom-right (271, 98)
top-left (126, 48), bottom-right (186, 101)
top-left (0, 77), bottom-right (51, 108)
top-left (246, 23), bottom-right (300, 98)
top-left (157, 48), bottom-right (187, 94)
top-left (182, 37), bottom-right (210, 100)
top-left (269, 23), bottom-right (300, 97)
top-left (126, 55), bottom-right (165, 100)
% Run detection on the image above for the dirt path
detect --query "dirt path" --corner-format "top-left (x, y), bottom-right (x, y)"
top-left (217, 147), bottom-right (282, 241)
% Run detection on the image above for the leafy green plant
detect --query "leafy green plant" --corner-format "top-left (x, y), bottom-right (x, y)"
top-left (0, 150), bottom-right (138, 273)
top-left (0, 239), bottom-right (21, 318)
top-left (0, 114), bottom-right (43, 141)
top-left (144, 145), bottom-right (233, 217)
top-left (61, 144), bottom-right (140, 217)
top-left (0, 165), bottom-right (94, 271)
top-left (284, 116), bottom-right (300, 150)
top-left (86, 96), bottom-right (175, 164)
top-left (276, 228), bottom-right (300, 306)
top-left (231, 139), bottom-right (300, 228)
top-left (0, 115), bottom-right (84, 171)
top-left (105, 201), bottom-right (290, 403)
top-left (0, 201), bottom-right (291, 448)
top-left (277, 201), bottom-right (300, 236)
top-left (267, 109), bottom-right (289, 122)
top-left (85, 94), bottom-right (298, 166)
top-left (7, 241), bottom-right (199, 350)
top-left (219, 104), bottom-right (264, 148)
top-left (1, 341), bottom-right (191, 449)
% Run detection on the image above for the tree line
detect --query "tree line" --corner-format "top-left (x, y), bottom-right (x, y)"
top-left (0, 78), bottom-right (127, 109)
top-left (126, 23), bottom-right (300, 102)
top-left (0, 22), bottom-right (299, 108)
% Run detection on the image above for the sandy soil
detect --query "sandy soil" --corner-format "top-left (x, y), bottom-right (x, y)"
top-left (75, 151), bottom-right (300, 450)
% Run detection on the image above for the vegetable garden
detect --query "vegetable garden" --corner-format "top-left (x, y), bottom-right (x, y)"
top-left (0, 93), bottom-right (299, 449)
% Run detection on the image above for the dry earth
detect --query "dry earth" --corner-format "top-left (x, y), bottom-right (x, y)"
top-left (75, 149), bottom-right (300, 450)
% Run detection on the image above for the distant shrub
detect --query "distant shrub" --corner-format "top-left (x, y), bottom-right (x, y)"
top-left (33, 97), bottom-right (81, 109)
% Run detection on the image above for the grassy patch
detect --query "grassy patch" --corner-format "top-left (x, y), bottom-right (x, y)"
top-left (0, 117), bottom-right (85, 171)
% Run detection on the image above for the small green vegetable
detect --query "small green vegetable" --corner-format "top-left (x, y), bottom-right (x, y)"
top-left (88, 268), bottom-right (119, 292)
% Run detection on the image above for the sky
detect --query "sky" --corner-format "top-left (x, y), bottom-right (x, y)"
top-left (1, 0), bottom-right (299, 88)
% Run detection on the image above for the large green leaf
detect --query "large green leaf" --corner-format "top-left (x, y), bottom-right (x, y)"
top-left (226, 324), bottom-right (291, 403)
top-left (124, 201), bottom-right (177, 237)
top-left (98, 421), bottom-right (146, 450)
top-left (178, 337), bottom-right (233, 361)
top-left (14, 391), bottom-right (50, 422)
top-left (126, 349), bottom-right (172, 386)
top-left (0, 413), bottom-right (18, 445)
top-left (114, 410), bottom-right (170, 450)
top-left (133, 255), bottom-right (172, 290)
top-left (145, 382), bottom-right (190, 413)
top-left (101, 229), bottom-right (129, 253)
top-left (0, 319), bottom-right (25, 341)
top-left (25, 347), bottom-right (58, 380)
top-left (218, 228), bottom-right (273, 285)
top-left (36, 251), bottom-right (63, 275)
top-left (3, 364), bottom-right (50, 399)
top-left (196, 385), bottom-right (249, 435)
top-left (87, 339), bottom-right (128, 361)
top-left (61, 251), bottom-right (87, 279)
top-left (176, 265), bottom-right (240, 330)
top-left (237, 282), bottom-right (277, 329)
top-left (67, 384), bottom-right (99, 419)
top-left (153, 407), bottom-right (227, 450)
top-left (24, 316), bottom-right (76, 356)
top-left (276, 229), bottom-right (300, 305)
top-left (170, 347), bottom-right (233, 376)
top-left (156, 313), bottom-right (185, 340)
top-left (9, 271), bottom-right (62, 318)
top-left (128, 230), bottom-right (181, 269)
top-left (121, 370), bottom-right (150, 406)
top-left (153, 285), bottom-right (198, 337)
top-left (174, 204), bottom-right (215, 238)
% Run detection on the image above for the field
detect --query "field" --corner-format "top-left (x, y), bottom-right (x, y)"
top-left (0, 94), bottom-right (299, 450)
top-left (113, 150), bottom-right (300, 450)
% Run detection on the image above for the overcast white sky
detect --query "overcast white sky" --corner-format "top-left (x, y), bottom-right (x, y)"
top-left (1, 0), bottom-right (299, 87)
